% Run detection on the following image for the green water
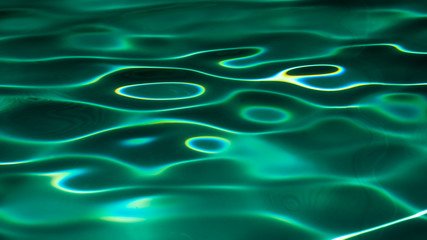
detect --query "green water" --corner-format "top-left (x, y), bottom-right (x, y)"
top-left (1, 1), bottom-right (427, 239)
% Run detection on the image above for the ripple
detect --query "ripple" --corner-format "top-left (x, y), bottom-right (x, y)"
top-left (333, 209), bottom-right (427, 240)
top-left (1, 1), bottom-right (427, 239)
top-left (185, 136), bottom-right (230, 154)
top-left (66, 32), bottom-right (127, 50)
top-left (241, 106), bottom-right (290, 124)
top-left (0, 98), bottom-right (121, 141)
top-left (375, 93), bottom-right (426, 121)
top-left (282, 64), bottom-right (343, 78)
top-left (0, 9), bottom-right (55, 34)
top-left (115, 82), bottom-right (205, 100)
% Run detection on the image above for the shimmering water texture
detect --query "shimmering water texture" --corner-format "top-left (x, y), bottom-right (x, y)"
top-left (1, 1), bottom-right (427, 240)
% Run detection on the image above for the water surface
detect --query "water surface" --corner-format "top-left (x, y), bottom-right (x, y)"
top-left (1, 1), bottom-right (427, 239)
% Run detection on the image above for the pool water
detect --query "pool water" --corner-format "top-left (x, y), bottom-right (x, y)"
top-left (1, 1), bottom-right (427, 239)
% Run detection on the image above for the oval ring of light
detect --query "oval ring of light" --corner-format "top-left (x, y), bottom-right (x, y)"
top-left (281, 64), bottom-right (344, 78)
top-left (115, 82), bottom-right (205, 100)
top-left (185, 136), bottom-right (230, 154)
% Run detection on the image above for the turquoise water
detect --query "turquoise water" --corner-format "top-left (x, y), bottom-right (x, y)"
top-left (1, 1), bottom-right (427, 239)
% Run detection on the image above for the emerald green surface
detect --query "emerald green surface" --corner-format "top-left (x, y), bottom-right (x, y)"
top-left (1, 1), bottom-right (427, 239)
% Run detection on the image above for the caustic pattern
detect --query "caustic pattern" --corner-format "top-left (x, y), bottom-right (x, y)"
top-left (1, 1), bottom-right (427, 239)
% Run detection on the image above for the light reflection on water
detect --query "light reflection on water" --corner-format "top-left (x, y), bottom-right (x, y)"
top-left (1, 1), bottom-right (427, 239)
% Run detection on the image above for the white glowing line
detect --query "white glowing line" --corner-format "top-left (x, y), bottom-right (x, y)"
top-left (333, 209), bottom-right (427, 240)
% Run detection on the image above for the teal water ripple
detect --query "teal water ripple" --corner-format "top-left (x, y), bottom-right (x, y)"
top-left (1, 1), bottom-right (427, 240)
